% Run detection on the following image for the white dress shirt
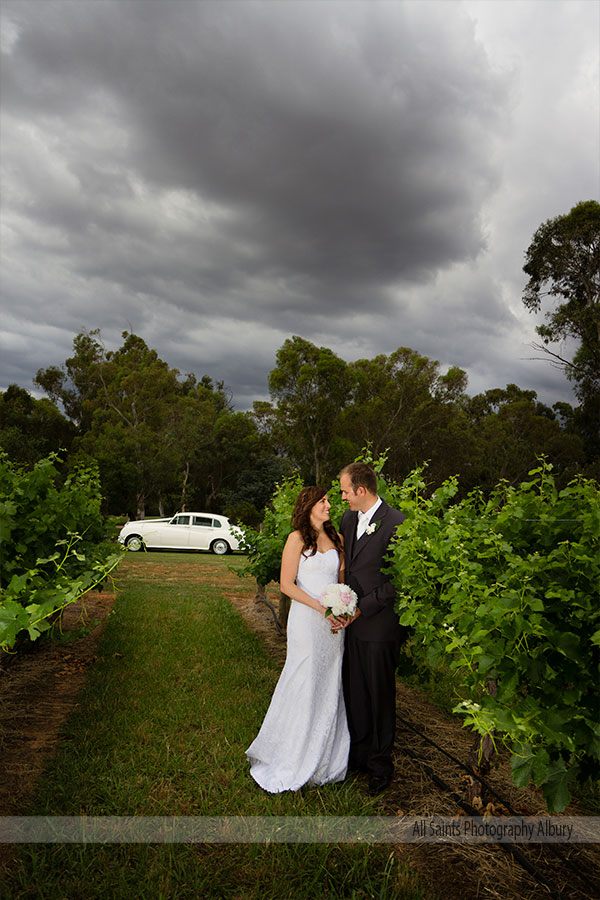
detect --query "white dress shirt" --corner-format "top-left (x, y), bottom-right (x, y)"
top-left (356, 496), bottom-right (382, 539)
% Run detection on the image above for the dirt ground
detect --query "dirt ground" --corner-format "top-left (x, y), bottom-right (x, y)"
top-left (1, 564), bottom-right (598, 900)
top-left (0, 591), bottom-right (116, 817)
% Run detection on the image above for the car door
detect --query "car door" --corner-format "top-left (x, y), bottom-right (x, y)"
top-left (190, 515), bottom-right (215, 550)
top-left (161, 514), bottom-right (192, 548)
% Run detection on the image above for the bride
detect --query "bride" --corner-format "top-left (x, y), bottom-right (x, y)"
top-left (245, 486), bottom-right (350, 792)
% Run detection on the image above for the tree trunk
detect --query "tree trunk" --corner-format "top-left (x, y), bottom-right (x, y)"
top-left (466, 678), bottom-right (498, 810)
top-left (180, 460), bottom-right (190, 512)
top-left (136, 491), bottom-right (145, 520)
top-left (205, 474), bottom-right (219, 510)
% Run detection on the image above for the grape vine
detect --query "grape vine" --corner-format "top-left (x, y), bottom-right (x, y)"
top-left (387, 461), bottom-right (600, 811)
top-left (0, 453), bottom-right (123, 651)
top-left (239, 452), bottom-right (599, 811)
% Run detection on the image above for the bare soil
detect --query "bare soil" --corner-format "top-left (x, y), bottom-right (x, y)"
top-left (0, 591), bottom-right (116, 817)
top-left (1, 559), bottom-right (598, 900)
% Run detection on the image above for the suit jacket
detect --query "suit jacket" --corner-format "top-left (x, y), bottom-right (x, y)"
top-left (340, 499), bottom-right (406, 642)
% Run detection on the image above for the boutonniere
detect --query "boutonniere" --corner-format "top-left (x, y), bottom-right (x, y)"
top-left (364, 520), bottom-right (381, 536)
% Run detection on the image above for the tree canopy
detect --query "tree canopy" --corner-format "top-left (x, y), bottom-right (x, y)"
top-left (254, 338), bottom-right (588, 493)
top-left (31, 330), bottom-right (279, 520)
top-left (266, 336), bottom-right (354, 484)
top-left (523, 200), bottom-right (600, 462)
top-left (6, 199), bottom-right (600, 519)
top-left (0, 385), bottom-right (75, 467)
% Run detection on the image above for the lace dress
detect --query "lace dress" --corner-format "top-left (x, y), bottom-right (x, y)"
top-left (245, 548), bottom-right (350, 792)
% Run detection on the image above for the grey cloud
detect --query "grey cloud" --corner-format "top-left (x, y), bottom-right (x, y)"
top-left (3, 0), bottom-right (507, 307)
top-left (0, 0), bottom-right (596, 411)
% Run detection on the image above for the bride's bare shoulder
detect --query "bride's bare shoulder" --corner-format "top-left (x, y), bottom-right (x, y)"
top-left (282, 530), bottom-right (305, 564)
top-left (285, 529), bottom-right (304, 548)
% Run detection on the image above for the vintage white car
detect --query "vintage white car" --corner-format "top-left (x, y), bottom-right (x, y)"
top-left (118, 513), bottom-right (242, 555)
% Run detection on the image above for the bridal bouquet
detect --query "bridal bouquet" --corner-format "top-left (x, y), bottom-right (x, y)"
top-left (320, 583), bottom-right (358, 631)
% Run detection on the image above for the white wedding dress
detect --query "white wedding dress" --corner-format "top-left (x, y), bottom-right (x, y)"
top-left (246, 548), bottom-right (350, 792)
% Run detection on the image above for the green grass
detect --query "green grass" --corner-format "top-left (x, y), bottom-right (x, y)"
top-left (4, 552), bottom-right (431, 900)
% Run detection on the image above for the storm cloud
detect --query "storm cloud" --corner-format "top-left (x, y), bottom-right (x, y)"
top-left (1, 0), bottom-right (598, 407)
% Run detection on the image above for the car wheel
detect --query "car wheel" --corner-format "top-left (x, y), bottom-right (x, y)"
top-left (211, 539), bottom-right (230, 555)
top-left (125, 534), bottom-right (144, 552)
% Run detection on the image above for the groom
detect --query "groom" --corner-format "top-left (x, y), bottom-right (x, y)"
top-left (338, 462), bottom-right (406, 796)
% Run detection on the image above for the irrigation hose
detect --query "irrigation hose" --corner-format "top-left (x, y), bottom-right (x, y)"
top-left (394, 713), bottom-right (600, 897)
top-left (394, 736), bottom-right (562, 897)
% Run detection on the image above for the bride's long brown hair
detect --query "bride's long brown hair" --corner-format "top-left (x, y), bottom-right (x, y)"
top-left (292, 486), bottom-right (343, 557)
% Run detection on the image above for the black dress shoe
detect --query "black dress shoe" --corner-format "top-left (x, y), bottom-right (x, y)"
top-left (367, 775), bottom-right (391, 796)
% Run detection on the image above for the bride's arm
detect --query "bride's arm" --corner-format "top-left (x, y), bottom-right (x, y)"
top-left (337, 534), bottom-right (345, 583)
top-left (280, 531), bottom-right (330, 616)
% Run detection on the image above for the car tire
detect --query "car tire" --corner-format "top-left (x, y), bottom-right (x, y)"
top-left (211, 539), bottom-right (230, 555)
top-left (125, 534), bottom-right (144, 552)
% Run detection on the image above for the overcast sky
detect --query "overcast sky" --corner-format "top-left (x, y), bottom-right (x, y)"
top-left (1, 0), bottom-right (599, 411)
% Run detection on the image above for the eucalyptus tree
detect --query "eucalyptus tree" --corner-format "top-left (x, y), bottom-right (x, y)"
top-left (0, 385), bottom-right (75, 467)
top-left (465, 385), bottom-right (584, 493)
top-left (34, 330), bottom-right (276, 517)
top-left (34, 329), bottom-right (106, 429)
top-left (343, 348), bottom-right (472, 489)
top-left (523, 200), bottom-right (600, 459)
top-left (267, 336), bottom-right (353, 484)
top-left (72, 331), bottom-right (184, 517)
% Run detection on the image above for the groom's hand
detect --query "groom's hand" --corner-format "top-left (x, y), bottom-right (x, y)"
top-left (341, 609), bottom-right (361, 628)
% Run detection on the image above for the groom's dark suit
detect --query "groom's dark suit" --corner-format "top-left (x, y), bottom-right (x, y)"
top-left (340, 500), bottom-right (406, 780)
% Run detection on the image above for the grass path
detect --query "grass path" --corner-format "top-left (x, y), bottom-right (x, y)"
top-left (4, 553), bottom-right (429, 900)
